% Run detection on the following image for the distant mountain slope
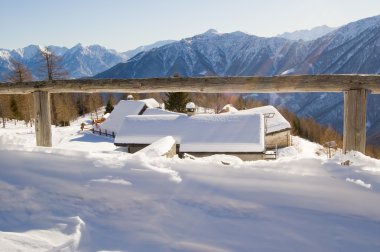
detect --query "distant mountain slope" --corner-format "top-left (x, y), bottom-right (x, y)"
top-left (122, 40), bottom-right (176, 59)
top-left (0, 44), bottom-right (127, 80)
top-left (0, 40), bottom-right (177, 80)
top-left (277, 25), bottom-right (337, 41)
top-left (61, 44), bottom-right (127, 78)
top-left (96, 29), bottom-right (301, 78)
top-left (95, 15), bottom-right (380, 146)
top-left (96, 15), bottom-right (380, 78)
top-left (292, 15), bottom-right (380, 74)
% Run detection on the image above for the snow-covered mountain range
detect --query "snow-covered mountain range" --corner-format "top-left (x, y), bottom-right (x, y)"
top-left (0, 44), bottom-right (127, 79)
top-left (94, 15), bottom-right (380, 146)
top-left (0, 40), bottom-right (175, 80)
top-left (1, 15), bottom-right (380, 145)
top-left (0, 44), bottom-right (126, 79)
top-left (96, 15), bottom-right (380, 78)
top-left (277, 25), bottom-right (337, 41)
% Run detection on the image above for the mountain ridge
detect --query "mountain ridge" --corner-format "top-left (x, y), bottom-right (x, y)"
top-left (1, 15), bottom-right (380, 146)
top-left (277, 25), bottom-right (337, 41)
top-left (0, 40), bottom-right (176, 80)
top-left (93, 15), bottom-right (380, 146)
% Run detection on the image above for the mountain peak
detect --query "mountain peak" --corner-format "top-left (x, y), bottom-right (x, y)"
top-left (201, 29), bottom-right (220, 36)
top-left (73, 43), bottom-right (83, 49)
top-left (14, 44), bottom-right (44, 59)
top-left (205, 29), bottom-right (218, 34)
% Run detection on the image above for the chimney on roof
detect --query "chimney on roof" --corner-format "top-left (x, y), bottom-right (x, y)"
top-left (186, 102), bottom-right (196, 116)
top-left (127, 95), bottom-right (134, 100)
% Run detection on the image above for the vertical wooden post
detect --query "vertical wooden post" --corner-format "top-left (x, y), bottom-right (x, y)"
top-left (343, 89), bottom-right (368, 154)
top-left (33, 91), bottom-right (52, 147)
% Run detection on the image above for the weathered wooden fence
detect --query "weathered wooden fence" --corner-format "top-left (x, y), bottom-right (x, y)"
top-left (1, 75), bottom-right (380, 154)
top-left (92, 128), bottom-right (115, 138)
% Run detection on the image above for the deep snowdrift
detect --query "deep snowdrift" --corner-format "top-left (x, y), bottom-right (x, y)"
top-left (0, 118), bottom-right (379, 252)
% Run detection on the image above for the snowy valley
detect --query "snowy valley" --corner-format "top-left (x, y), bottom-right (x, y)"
top-left (0, 115), bottom-right (379, 252)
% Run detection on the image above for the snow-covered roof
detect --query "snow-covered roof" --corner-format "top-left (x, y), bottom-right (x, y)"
top-left (221, 104), bottom-right (239, 113)
top-left (127, 95), bottom-right (134, 100)
top-left (115, 114), bottom-right (265, 153)
top-left (234, 106), bottom-right (291, 134)
top-left (143, 108), bottom-right (185, 116)
top-left (140, 98), bottom-right (160, 108)
top-left (99, 99), bottom-right (160, 134)
top-left (186, 102), bottom-right (196, 109)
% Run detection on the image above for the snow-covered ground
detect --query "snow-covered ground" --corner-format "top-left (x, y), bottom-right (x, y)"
top-left (0, 117), bottom-right (380, 252)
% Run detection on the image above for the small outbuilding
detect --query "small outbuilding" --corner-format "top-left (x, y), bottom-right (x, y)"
top-left (114, 113), bottom-right (265, 161)
top-left (99, 98), bottom-right (160, 136)
top-left (219, 104), bottom-right (239, 113)
top-left (222, 105), bottom-right (292, 149)
top-left (237, 106), bottom-right (291, 149)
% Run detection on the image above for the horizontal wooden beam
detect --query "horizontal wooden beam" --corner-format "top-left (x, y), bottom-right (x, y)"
top-left (0, 75), bottom-right (380, 94)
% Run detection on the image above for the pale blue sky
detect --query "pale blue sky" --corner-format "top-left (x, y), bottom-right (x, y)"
top-left (1, 0), bottom-right (380, 52)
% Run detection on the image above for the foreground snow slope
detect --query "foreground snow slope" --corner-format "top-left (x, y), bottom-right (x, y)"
top-left (0, 120), bottom-right (379, 252)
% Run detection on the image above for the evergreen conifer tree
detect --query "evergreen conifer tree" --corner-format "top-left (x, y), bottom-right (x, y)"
top-left (164, 92), bottom-right (191, 113)
top-left (10, 96), bottom-right (21, 120)
top-left (105, 96), bottom-right (115, 114)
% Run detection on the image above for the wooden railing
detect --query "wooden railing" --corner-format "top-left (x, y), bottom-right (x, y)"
top-left (92, 128), bottom-right (115, 139)
top-left (1, 75), bottom-right (379, 154)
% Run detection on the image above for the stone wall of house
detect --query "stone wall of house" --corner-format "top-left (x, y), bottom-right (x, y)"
top-left (265, 130), bottom-right (291, 149)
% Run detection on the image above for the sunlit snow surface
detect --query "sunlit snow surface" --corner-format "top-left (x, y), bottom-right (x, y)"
top-left (0, 117), bottom-right (380, 252)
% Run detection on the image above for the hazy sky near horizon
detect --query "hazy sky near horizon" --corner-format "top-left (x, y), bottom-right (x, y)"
top-left (2, 0), bottom-right (380, 51)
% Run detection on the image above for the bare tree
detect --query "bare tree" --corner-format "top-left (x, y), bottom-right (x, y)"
top-left (38, 46), bottom-right (68, 81)
top-left (192, 93), bottom-right (230, 113)
top-left (3, 59), bottom-right (33, 83)
top-left (38, 47), bottom-right (73, 126)
top-left (16, 94), bottom-right (34, 127)
top-left (0, 95), bottom-right (11, 128)
top-left (231, 95), bottom-right (266, 110)
top-left (2, 60), bottom-right (34, 127)
top-left (87, 94), bottom-right (103, 120)
top-left (52, 93), bottom-right (77, 126)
